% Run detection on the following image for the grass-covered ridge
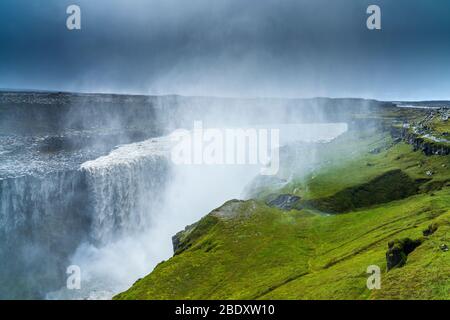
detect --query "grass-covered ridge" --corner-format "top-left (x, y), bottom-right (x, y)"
top-left (302, 169), bottom-right (423, 213)
top-left (115, 131), bottom-right (450, 300)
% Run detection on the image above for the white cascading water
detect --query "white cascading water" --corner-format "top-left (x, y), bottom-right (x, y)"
top-left (46, 136), bottom-right (175, 299)
top-left (80, 137), bottom-right (172, 244)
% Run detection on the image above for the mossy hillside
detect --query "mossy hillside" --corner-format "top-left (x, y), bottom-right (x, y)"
top-left (115, 202), bottom-right (318, 300)
top-left (260, 188), bottom-right (449, 299)
top-left (115, 136), bottom-right (450, 300)
top-left (372, 213), bottom-right (450, 300)
top-left (115, 189), bottom-right (450, 300)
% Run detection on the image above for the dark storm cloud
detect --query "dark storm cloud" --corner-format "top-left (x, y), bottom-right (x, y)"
top-left (0, 0), bottom-right (450, 99)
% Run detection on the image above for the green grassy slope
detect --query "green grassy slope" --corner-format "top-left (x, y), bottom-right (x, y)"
top-left (115, 133), bottom-right (450, 300)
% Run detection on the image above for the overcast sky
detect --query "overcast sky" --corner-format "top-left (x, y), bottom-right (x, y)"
top-left (0, 0), bottom-right (450, 100)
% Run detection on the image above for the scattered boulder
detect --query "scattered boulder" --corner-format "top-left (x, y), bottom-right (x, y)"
top-left (266, 194), bottom-right (300, 211)
top-left (386, 238), bottom-right (422, 271)
top-left (422, 223), bottom-right (438, 236)
top-left (440, 244), bottom-right (448, 252)
top-left (211, 199), bottom-right (248, 220)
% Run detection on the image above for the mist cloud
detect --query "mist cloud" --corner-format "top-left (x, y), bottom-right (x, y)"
top-left (1, 0), bottom-right (450, 99)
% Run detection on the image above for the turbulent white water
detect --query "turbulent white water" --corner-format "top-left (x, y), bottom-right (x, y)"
top-left (80, 138), bottom-right (172, 244)
top-left (43, 137), bottom-right (172, 299)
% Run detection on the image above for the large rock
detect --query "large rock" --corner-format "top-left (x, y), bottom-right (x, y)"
top-left (422, 223), bottom-right (438, 236)
top-left (172, 223), bottom-right (197, 253)
top-left (386, 238), bottom-right (422, 271)
top-left (266, 194), bottom-right (300, 211)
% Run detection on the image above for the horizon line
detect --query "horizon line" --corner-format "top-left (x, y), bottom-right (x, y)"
top-left (1, 87), bottom-right (450, 104)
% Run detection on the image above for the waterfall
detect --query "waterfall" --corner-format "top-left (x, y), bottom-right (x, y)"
top-left (80, 137), bottom-right (172, 244)
top-left (0, 137), bottom-right (172, 299)
top-left (0, 170), bottom-right (89, 299)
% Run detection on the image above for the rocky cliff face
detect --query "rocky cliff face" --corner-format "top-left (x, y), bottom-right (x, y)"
top-left (390, 107), bottom-right (450, 156)
top-left (391, 126), bottom-right (450, 156)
